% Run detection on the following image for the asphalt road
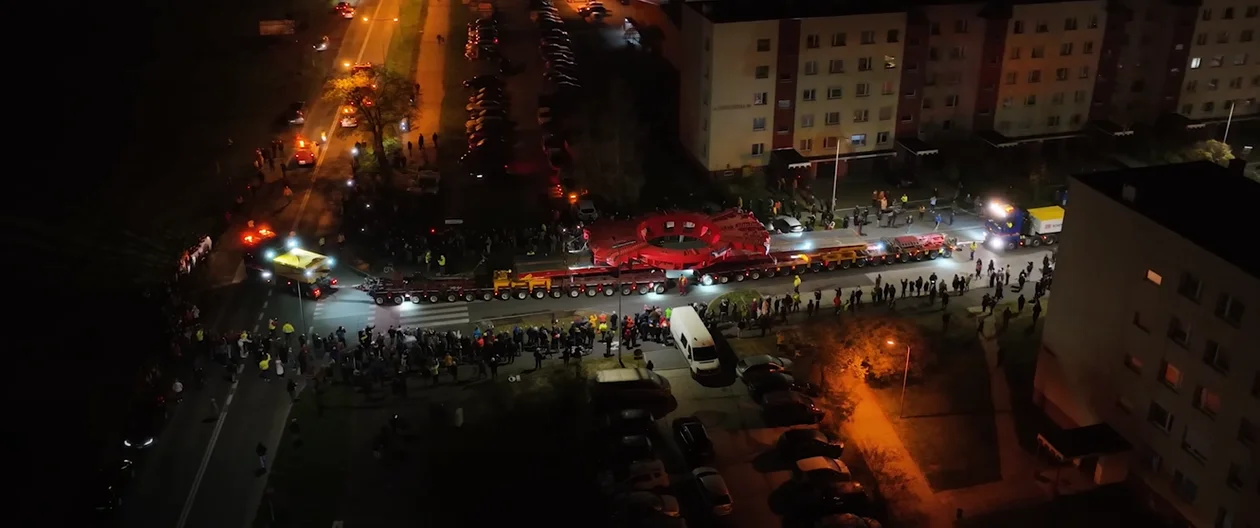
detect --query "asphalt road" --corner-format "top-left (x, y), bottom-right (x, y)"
top-left (117, 2), bottom-right (400, 527)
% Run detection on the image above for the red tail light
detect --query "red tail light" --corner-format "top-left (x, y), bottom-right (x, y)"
top-left (313, 288), bottom-right (322, 298)
top-left (331, 278), bottom-right (338, 285)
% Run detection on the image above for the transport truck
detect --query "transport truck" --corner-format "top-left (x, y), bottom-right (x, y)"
top-left (983, 201), bottom-right (1065, 251)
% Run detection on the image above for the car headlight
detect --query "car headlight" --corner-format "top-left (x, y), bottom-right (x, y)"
top-left (143, 437), bottom-right (154, 447)
top-left (123, 440), bottom-right (132, 447)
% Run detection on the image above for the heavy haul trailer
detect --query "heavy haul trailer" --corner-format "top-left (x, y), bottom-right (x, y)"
top-left (361, 267), bottom-right (673, 305)
top-left (695, 233), bottom-right (956, 286)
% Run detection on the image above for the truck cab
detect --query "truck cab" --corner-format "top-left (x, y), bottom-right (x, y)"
top-left (264, 247), bottom-right (338, 298)
top-left (984, 201), bottom-right (1064, 250)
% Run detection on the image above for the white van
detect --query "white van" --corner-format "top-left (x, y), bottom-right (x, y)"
top-left (669, 306), bottom-right (720, 376)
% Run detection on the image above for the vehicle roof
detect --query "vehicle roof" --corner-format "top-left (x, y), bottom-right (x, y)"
top-left (782, 428), bottom-right (828, 443)
top-left (749, 372), bottom-right (795, 386)
top-left (596, 367), bottom-right (664, 384)
top-left (740, 354), bottom-right (779, 366)
top-left (796, 456), bottom-right (850, 475)
top-left (272, 248), bottom-right (330, 270)
top-left (774, 215), bottom-right (802, 224)
top-left (692, 467), bottom-right (730, 494)
top-left (616, 408), bottom-right (653, 421)
top-left (669, 306), bottom-right (714, 346)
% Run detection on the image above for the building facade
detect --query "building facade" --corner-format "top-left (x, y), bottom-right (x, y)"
top-left (673, 0), bottom-right (1260, 176)
top-left (1035, 162), bottom-right (1260, 528)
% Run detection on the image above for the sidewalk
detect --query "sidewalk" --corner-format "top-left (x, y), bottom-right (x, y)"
top-left (412, 0), bottom-right (448, 162)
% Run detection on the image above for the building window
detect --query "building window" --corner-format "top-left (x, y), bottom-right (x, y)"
top-left (1204, 102), bottom-right (1215, 113)
top-left (858, 57), bottom-right (872, 71)
top-left (829, 59), bottom-right (845, 74)
top-left (1187, 80), bottom-right (1198, 93)
top-left (1060, 43), bottom-right (1073, 56)
top-left (1209, 79), bottom-right (1220, 91)
top-left (804, 61), bottom-right (818, 75)
top-left (777, 99), bottom-right (791, 109)
top-left (1242, 30), bottom-right (1254, 42)
top-left (755, 66), bottom-right (770, 79)
top-left (831, 32), bottom-right (846, 47)
top-left (1031, 46), bottom-right (1045, 59)
top-left (1226, 464), bottom-right (1244, 490)
top-left (1079, 66), bottom-right (1091, 79)
top-left (799, 138), bottom-right (813, 151)
top-left (887, 29), bottom-right (899, 43)
top-left (1035, 20), bottom-right (1049, 33)
top-left (1083, 41), bottom-right (1094, 54)
top-left (752, 117), bottom-right (766, 131)
top-left (856, 83), bottom-right (870, 97)
top-left (1167, 317), bottom-right (1190, 347)
top-left (1178, 272), bottom-right (1202, 302)
top-left (996, 120), bottom-right (1011, 132)
top-left (1182, 427), bottom-right (1210, 462)
top-left (878, 106), bottom-right (892, 120)
top-left (1159, 360), bottom-right (1183, 389)
top-left (1191, 57), bottom-right (1202, 69)
top-left (1146, 270), bottom-right (1163, 285)
top-left (827, 87), bottom-right (843, 99)
top-left (805, 34), bottom-right (820, 49)
top-left (1202, 341), bottom-right (1230, 373)
top-left (1210, 55), bottom-right (1224, 67)
top-left (860, 30), bottom-right (875, 44)
top-left (756, 39), bottom-right (771, 52)
top-left (949, 46), bottom-right (965, 60)
top-left (1247, 6), bottom-right (1258, 18)
top-left (1064, 17), bottom-right (1078, 30)
top-left (1074, 90), bottom-right (1087, 103)
top-left (1025, 95), bottom-right (1037, 106)
top-left (928, 47), bottom-right (939, 61)
top-left (922, 98), bottom-right (933, 109)
top-left (1197, 33), bottom-right (1208, 45)
top-left (881, 81), bottom-right (894, 95)
top-left (802, 89), bottom-right (817, 102)
top-left (1148, 401), bottom-right (1174, 432)
top-left (850, 134), bottom-right (867, 146)
top-left (1029, 70), bottom-right (1042, 83)
top-left (876, 131), bottom-right (890, 144)
top-left (954, 19), bottom-right (968, 33)
top-left (751, 143), bottom-right (765, 156)
top-left (1005, 72), bottom-right (1018, 85)
top-left (929, 22), bottom-right (940, 35)
top-left (1193, 386), bottom-right (1222, 417)
top-left (884, 55), bottom-right (897, 69)
top-left (1047, 115), bottom-right (1061, 127)
top-left (1230, 77), bottom-right (1243, 89)
top-left (1124, 354), bottom-right (1143, 373)
top-left (1133, 311), bottom-right (1149, 332)
top-left (800, 114), bottom-right (814, 128)
top-left (754, 92), bottom-right (768, 105)
top-left (1088, 15), bottom-right (1098, 28)
top-left (1215, 295), bottom-right (1245, 327)
top-left (1013, 20), bottom-right (1024, 34)
top-left (1010, 46), bottom-right (1022, 59)
top-left (822, 136), bottom-right (838, 149)
top-left (1055, 68), bottom-right (1068, 81)
top-left (1224, 6), bottom-right (1235, 18)
top-left (1239, 418), bottom-right (1257, 445)
top-left (945, 95), bottom-right (958, 107)
top-left (1171, 470), bottom-right (1198, 503)
top-left (852, 109), bottom-right (869, 123)
top-left (825, 112), bottom-right (840, 125)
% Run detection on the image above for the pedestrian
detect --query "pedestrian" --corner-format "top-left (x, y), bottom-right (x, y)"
top-left (406, 140), bottom-right (413, 155)
top-left (286, 378), bottom-right (298, 401)
top-left (256, 442), bottom-right (268, 470)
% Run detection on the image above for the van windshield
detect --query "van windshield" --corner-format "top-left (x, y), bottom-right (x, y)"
top-left (692, 345), bottom-right (717, 361)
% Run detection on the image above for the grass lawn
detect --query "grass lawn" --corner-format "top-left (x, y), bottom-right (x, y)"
top-left (868, 307), bottom-right (1002, 491)
top-left (385, 0), bottom-right (427, 76)
top-left (251, 383), bottom-right (354, 528)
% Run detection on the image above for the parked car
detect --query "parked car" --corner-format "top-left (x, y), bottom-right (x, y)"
top-left (735, 354), bottom-right (793, 378)
top-left (671, 416), bottom-right (714, 463)
top-left (759, 391), bottom-right (825, 426)
top-left (121, 396), bottom-right (167, 452)
top-left (609, 434), bottom-right (656, 465)
top-left (692, 467), bottom-right (734, 516)
top-left (744, 372), bottom-right (819, 401)
top-left (603, 408), bottom-right (655, 436)
top-left (794, 456), bottom-right (853, 484)
top-left (777, 428), bottom-right (845, 460)
top-left (771, 215), bottom-right (806, 234)
top-left (792, 480), bottom-right (873, 518)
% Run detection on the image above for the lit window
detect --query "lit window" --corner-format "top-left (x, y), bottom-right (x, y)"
top-left (1146, 270), bottom-right (1163, 285)
top-left (1193, 386), bottom-right (1222, 417)
top-left (1160, 361), bottom-right (1183, 389)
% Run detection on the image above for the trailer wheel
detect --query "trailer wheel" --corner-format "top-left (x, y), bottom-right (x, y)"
top-left (498, 291), bottom-right (511, 300)
top-left (898, 253), bottom-right (909, 263)
top-left (464, 292), bottom-right (477, 302)
top-left (428, 294), bottom-right (440, 303)
top-left (374, 295), bottom-right (387, 305)
top-left (825, 261), bottom-right (836, 271)
top-left (530, 289), bottom-right (545, 299)
top-left (750, 270), bottom-right (762, 280)
top-left (1045, 235), bottom-right (1058, 245)
top-left (718, 275), bottom-right (730, 284)
top-left (766, 269), bottom-right (777, 278)
top-left (621, 285), bottom-right (633, 295)
top-left (855, 259), bottom-right (867, 268)
top-left (654, 283), bottom-right (666, 294)
top-left (603, 286), bottom-right (615, 296)
top-left (810, 262), bottom-right (822, 272)
top-left (568, 288), bottom-right (581, 298)
top-left (927, 251), bottom-right (939, 260)
top-left (912, 252), bottom-right (924, 261)
top-left (734, 273), bottom-right (746, 282)
top-left (700, 275), bottom-right (714, 286)
top-left (636, 284), bottom-right (649, 294)
top-left (1006, 241), bottom-right (1017, 251)
top-left (550, 289), bottom-right (563, 298)
top-left (479, 292), bottom-right (492, 301)
top-left (512, 290), bottom-right (526, 300)
top-left (1029, 237), bottom-right (1042, 247)
top-left (446, 293), bottom-right (458, 302)
top-left (413, 294), bottom-right (425, 304)
top-left (586, 287), bottom-right (598, 297)
top-left (840, 260), bottom-right (851, 270)
top-left (392, 295), bottom-right (404, 304)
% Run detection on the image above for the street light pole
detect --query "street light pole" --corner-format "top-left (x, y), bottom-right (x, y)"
top-left (830, 138), bottom-right (841, 211)
top-left (1223, 100), bottom-right (1237, 145)
top-left (897, 343), bottom-right (912, 420)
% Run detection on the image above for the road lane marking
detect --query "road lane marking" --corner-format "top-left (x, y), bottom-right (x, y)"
top-left (176, 381), bottom-right (238, 528)
top-left (292, 0), bottom-right (388, 235)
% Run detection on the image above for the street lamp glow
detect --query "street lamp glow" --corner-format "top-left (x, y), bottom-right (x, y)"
top-left (886, 340), bottom-right (895, 345)
top-left (342, 60), bottom-right (351, 68)
top-left (361, 16), bottom-right (368, 21)
top-left (286, 237), bottom-right (299, 249)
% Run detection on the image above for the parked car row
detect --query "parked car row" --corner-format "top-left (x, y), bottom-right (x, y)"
top-left (530, 0), bottom-right (578, 172)
top-left (461, 73), bottom-right (513, 179)
top-left (577, 0), bottom-right (610, 19)
top-left (600, 408), bottom-right (730, 526)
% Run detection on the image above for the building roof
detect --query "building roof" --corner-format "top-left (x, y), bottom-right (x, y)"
top-left (1071, 161), bottom-right (1260, 279)
top-left (686, 0), bottom-right (911, 24)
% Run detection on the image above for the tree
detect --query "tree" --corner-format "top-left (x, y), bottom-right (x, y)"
top-left (324, 65), bottom-right (416, 179)
top-left (1167, 139), bottom-right (1234, 166)
top-left (805, 315), bottom-right (930, 384)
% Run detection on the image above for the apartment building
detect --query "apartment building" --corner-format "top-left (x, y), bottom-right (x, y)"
top-left (677, 1), bottom-right (909, 174)
top-left (918, 3), bottom-right (990, 137)
top-left (1035, 161), bottom-right (1260, 528)
top-left (1180, 1), bottom-right (1260, 122)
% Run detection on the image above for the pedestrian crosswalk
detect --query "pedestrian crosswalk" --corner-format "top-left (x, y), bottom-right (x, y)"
top-left (309, 298), bottom-right (471, 331)
top-left (391, 303), bottom-right (471, 328)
